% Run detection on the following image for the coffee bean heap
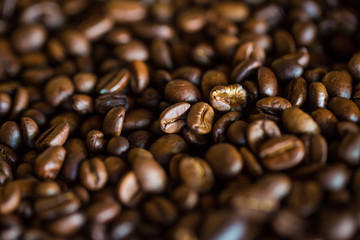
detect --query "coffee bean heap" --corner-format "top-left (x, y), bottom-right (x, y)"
top-left (1, 0), bottom-right (360, 239)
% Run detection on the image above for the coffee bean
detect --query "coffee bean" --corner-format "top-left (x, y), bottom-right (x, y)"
top-left (9, 87), bottom-right (29, 119)
top-left (273, 29), bottom-right (296, 56)
top-left (0, 182), bottom-right (20, 214)
top-left (87, 201), bottom-right (121, 223)
top-left (46, 212), bottom-right (86, 237)
top-left (328, 97), bottom-right (360, 122)
top-left (12, 24), bottom-right (47, 53)
top-left (171, 185), bottom-right (198, 210)
top-left (231, 59), bottom-right (262, 83)
top-left (165, 80), bottom-right (201, 103)
top-left (123, 108), bottom-right (154, 132)
top-left (45, 76), bottom-right (74, 107)
top-left (35, 122), bottom-right (70, 150)
top-left (304, 67), bottom-right (328, 84)
top-left (285, 77), bottom-right (307, 107)
top-left (116, 172), bottom-right (143, 207)
top-left (21, 117), bottom-right (39, 149)
top-left (0, 159), bottom-right (12, 184)
top-left (257, 67), bottom-right (278, 97)
top-left (215, 2), bottom-right (249, 22)
top-left (78, 13), bottom-right (114, 41)
top-left (316, 163), bottom-right (350, 191)
top-left (338, 133), bottom-right (360, 165)
top-left (309, 82), bottom-right (328, 110)
top-left (187, 102), bottom-right (215, 135)
top-left (35, 146), bottom-right (66, 180)
top-left (0, 93), bottom-right (11, 117)
top-left (311, 108), bottom-right (338, 139)
top-left (233, 41), bottom-right (266, 66)
top-left (240, 147), bottom-right (263, 177)
top-left (0, 121), bottom-right (21, 151)
top-left (144, 197), bottom-right (177, 225)
top-left (348, 53), bottom-right (360, 80)
top-left (205, 143), bottom-right (243, 177)
top-left (201, 70), bottom-right (228, 100)
top-left (227, 120), bottom-right (248, 145)
top-left (60, 28), bottom-right (90, 56)
top-left (106, 1), bottom-right (146, 23)
top-left (80, 157), bottom-right (108, 191)
top-left (259, 135), bottom-right (305, 170)
top-left (172, 67), bottom-right (201, 86)
top-left (86, 130), bottom-right (106, 154)
top-left (247, 119), bottom-right (281, 153)
top-left (282, 107), bottom-right (320, 135)
top-left (95, 93), bottom-right (129, 114)
top-left (256, 97), bottom-right (292, 115)
top-left (106, 136), bottom-right (129, 156)
top-left (212, 111), bottom-right (242, 143)
top-left (115, 40), bottom-right (149, 62)
top-left (96, 69), bottom-right (130, 95)
top-left (322, 70), bottom-right (352, 98)
top-left (103, 107), bottom-right (125, 137)
top-left (319, 209), bottom-right (356, 240)
top-left (209, 84), bottom-right (247, 112)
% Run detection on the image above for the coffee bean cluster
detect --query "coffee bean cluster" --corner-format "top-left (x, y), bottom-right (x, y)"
top-left (1, 0), bottom-right (360, 239)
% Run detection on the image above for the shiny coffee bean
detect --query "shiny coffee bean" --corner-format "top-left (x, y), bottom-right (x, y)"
top-left (282, 107), bottom-right (320, 135)
top-left (209, 84), bottom-right (247, 112)
top-left (35, 122), bottom-right (70, 151)
top-left (322, 70), bottom-right (352, 98)
top-left (160, 102), bottom-right (191, 134)
top-left (80, 157), bottom-right (108, 191)
top-left (187, 102), bottom-right (215, 135)
top-left (35, 146), bottom-right (66, 180)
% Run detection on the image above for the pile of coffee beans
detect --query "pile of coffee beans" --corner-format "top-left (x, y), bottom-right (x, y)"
top-left (2, 0), bottom-right (360, 239)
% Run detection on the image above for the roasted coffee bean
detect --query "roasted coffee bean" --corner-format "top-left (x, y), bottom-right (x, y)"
top-left (322, 70), bottom-right (352, 99)
top-left (282, 107), bottom-right (320, 135)
top-left (309, 82), bottom-right (328, 110)
top-left (35, 122), bottom-right (70, 151)
top-left (273, 29), bottom-right (296, 56)
top-left (103, 107), bottom-right (125, 137)
top-left (95, 93), bottom-right (129, 114)
top-left (0, 182), bottom-right (20, 215)
top-left (104, 156), bottom-right (128, 184)
top-left (240, 147), bottom-right (263, 177)
top-left (328, 97), bottom-right (360, 122)
top-left (106, 136), bottom-right (129, 156)
top-left (215, 2), bottom-right (249, 22)
top-left (231, 59), bottom-right (262, 83)
top-left (233, 41), bottom-right (266, 66)
top-left (160, 102), bottom-right (191, 134)
top-left (247, 119), bottom-right (281, 153)
top-left (0, 121), bottom-right (21, 151)
top-left (226, 120), bottom-right (248, 146)
top-left (319, 209), bottom-right (356, 240)
top-left (115, 40), bottom-right (149, 62)
top-left (12, 24), bottom-right (47, 53)
top-left (0, 93), bottom-right (11, 117)
top-left (9, 87), bottom-right (29, 119)
top-left (165, 80), bottom-right (201, 103)
top-left (256, 97), bottom-right (292, 115)
top-left (285, 77), bottom-right (307, 107)
top-left (150, 134), bottom-right (188, 166)
top-left (21, 117), bottom-right (39, 149)
top-left (0, 159), bottom-right (12, 184)
top-left (86, 130), bottom-right (106, 154)
top-left (348, 53), bottom-right (360, 80)
top-left (337, 121), bottom-right (360, 137)
top-left (187, 102), bottom-right (214, 135)
top-left (212, 111), bottom-right (242, 143)
top-left (259, 135), bottom-right (305, 170)
top-left (34, 146), bottom-right (66, 180)
top-left (96, 69), bottom-right (130, 95)
top-left (116, 171), bottom-right (143, 207)
top-left (338, 133), bottom-right (360, 165)
top-left (172, 67), bottom-right (201, 86)
top-left (73, 72), bottom-right (97, 94)
top-left (171, 185), bottom-right (198, 210)
top-left (311, 108), bottom-right (338, 139)
top-left (209, 84), bottom-right (247, 112)
top-left (201, 70), bottom-right (228, 100)
top-left (257, 67), bottom-right (278, 97)
top-left (122, 108), bottom-right (154, 132)
top-left (144, 197), bottom-right (177, 226)
top-left (205, 143), bottom-right (243, 177)
top-left (34, 181), bottom-right (61, 197)
top-left (80, 157), bottom-right (108, 191)
top-left (45, 76), bottom-right (74, 107)
top-left (316, 163), bottom-right (350, 191)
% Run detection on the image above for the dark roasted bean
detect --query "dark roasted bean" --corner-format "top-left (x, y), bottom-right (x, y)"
top-left (282, 107), bottom-right (320, 135)
top-left (34, 146), bottom-right (66, 180)
top-left (96, 69), bottom-right (130, 95)
top-left (187, 102), bottom-right (214, 135)
top-left (45, 76), bottom-right (74, 107)
top-left (165, 80), bottom-right (201, 103)
top-left (322, 70), bottom-right (352, 99)
top-left (95, 93), bottom-right (129, 114)
top-left (257, 67), bottom-right (278, 97)
top-left (256, 97), bottom-right (292, 115)
top-left (80, 157), bottom-right (108, 191)
top-left (160, 102), bottom-right (191, 134)
top-left (247, 119), bottom-right (281, 153)
top-left (285, 77), bottom-right (307, 107)
top-left (103, 107), bottom-right (125, 137)
top-left (209, 84), bottom-right (247, 112)
top-left (35, 122), bottom-right (70, 150)
top-left (231, 59), bottom-right (262, 83)
top-left (328, 97), bottom-right (360, 123)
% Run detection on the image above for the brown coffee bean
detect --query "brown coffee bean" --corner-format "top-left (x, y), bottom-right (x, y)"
top-left (129, 60), bottom-right (149, 94)
top-left (319, 209), bottom-right (356, 240)
top-left (214, 2), bottom-right (249, 22)
top-left (35, 122), bottom-right (70, 151)
top-left (0, 93), bottom-right (11, 117)
top-left (46, 212), bottom-right (86, 237)
top-left (285, 77), bottom-right (307, 107)
top-left (231, 59), bottom-right (262, 83)
top-left (78, 13), bottom-right (114, 41)
top-left (172, 66), bottom-right (201, 86)
top-left (201, 70), bottom-right (228, 100)
top-left (233, 41), bottom-right (266, 66)
top-left (259, 135), bottom-right (305, 170)
top-left (273, 29), bottom-right (296, 56)
top-left (95, 93), bottom-right (129, 114)
top-left (209, 84), bottom-right (247, 112)
top-left (86, 130), bottom-right (106, 154)
top-left (9, 87), bottom-right (29, 119)
top-left (87, 201), bottom-right (121, 223)
top-left (212, 111), bottom-right (242, 143)
top-left (240, 147), bottom-right (263, 177)
top-left (256, 97), bottom-right (292, 115)
top-left (178, 156), bottom-right (214, 193)
top-left (309, 82), bottom-right (328, 110)
top-left (34, 146), bottom-right (65, 180)
top-left (322, 70), bottom-right (352, 98)
top-left (73, 72), bottom-right (97, 94)
top-left (0, 121), bottom-right (21, 151)
top-left (106, 1), bottom-right (146, 23)
top-left (171, 185), bottom-right (198, 210)
top-left (123, 108), bottom-right (154, 132)
top-left (247, 119), bottom-right (281, 153)
top-left (106, 136), bottom-right (129, 157)
top-left (150, 134), bottom-right (188, 166)
top-left (160, 102), bottom-right (191, 134)
top-left (115, 40), bottom-right (149, 62)
top-left (96, 69), bottom-right (130, 95)
top-left (337, 121), bottom-right (360, 137)
top-left (192, 43), bottom-right (215, 66)
top-left (0, 159), bottom-right (12, 184)
top-left (205, 143), bottom-right (243, 177)
top-left (215, 34), bottom-right (239, 60)
top-left (165, 80), bottom-right (201, 103)
top-left (187, 102), bottom-right (214, 135)
top-left (60, 28), bottom-right (90, 56)
top-left (116, 171), bottom-right (143, 206)
top-left (257, 67), bottom-right (278, 97)
top-left (80, 157), bottom-right (108, 191)
top-left (151, 39), bottom-right (173, 69)
top-left (102, 107), bottom-right (125, 137)
top-left (311, 108), bottom-right (338, 139)
top-left (104, 156), bottom-right (128, 184)
top-left (0, 182), bottom-right (20, 215)
top-left (328, 97), bottom-right (360, 122)
top-left (12, 24), bottom-right (47, 53)
top-left (144, 197), bottom-right (177, 226)
top-left (45, 76), bottom-right (74, 107)
top-left (316, 163), bottom-right (350, 191)
top-left (292, 21), bottom-right (317, 46)
top-left (282, 107), bottom-right (320, 135)
top-left (21, 117), bottom-right (39, 149)
top-left (338, 133), bottom-right (360, 165)
top-left (348, 53), bottom-right (360, 80)
top-left (34, 181), bottom-right (61, 197)
top-left (71, 94), bottom-right (93, 115)
top-left (133, 157), bottom-right (167, 193)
